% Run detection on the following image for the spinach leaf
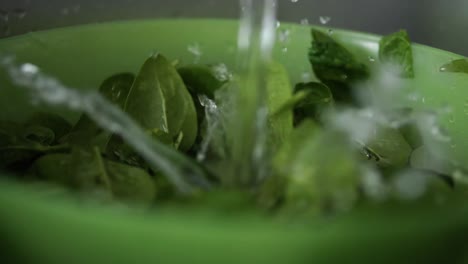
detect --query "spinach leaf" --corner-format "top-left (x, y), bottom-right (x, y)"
top-left (379, 30), bottom-right (414, 78)
top-left (266, 62), bottom-right (294, 150)
top-left (107, 54), bottom-right (198, 155)
top-left (178, 64), bottom-right (228, 99)
top-left (359, 125), bottom-right (412, 169)
top-left (308, 29), bottom-right (369, 105)
top-left (105, 160), bottom-right (157, 204)
top-left (65, 73), bottom-right (135, 145)
top-left (25, 112), bottom-right (72, 141)
top-left (293, 82), bottom-right (333, 124)
top-left (309, 29), bottom-right (369, 84)
top-left (33, 148), bottom-right (156, 204)
top-left (22, 125), bottom-right (55, 146)
top-left (0, 121), bottom-right (69, 171)
top-left (439, 58), bottom-right (468, 74)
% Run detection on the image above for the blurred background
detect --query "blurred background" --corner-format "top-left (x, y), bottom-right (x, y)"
top-left (0, 0), bottom-right (467, 55)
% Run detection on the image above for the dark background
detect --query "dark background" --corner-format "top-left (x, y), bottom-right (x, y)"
top-left (1, 0), bottom-right (467, 55)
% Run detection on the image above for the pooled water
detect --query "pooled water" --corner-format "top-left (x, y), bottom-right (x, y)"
top-left (2, 58), bottom-right (210, 194)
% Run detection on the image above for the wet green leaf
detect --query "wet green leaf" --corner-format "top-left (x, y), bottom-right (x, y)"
top-left (439, 58), bottom-right (468, 74)
top-left (309, 29), bottom-right (369, 84)
top-left (105, 160), bottom-right (156, 204)
top-left (25, 112), bottom-right (72, 141)
top-left (266, 62), bottom-right (294, 150)
top-left (22, 125), bottom-right (55, 146)
top-left (107, 54), bottom-right (198, 155)
top-left (66, 73), bottom-right (135, 145)
top-left (0, 121), bottom-right (68, 170)
top-left (178, 64), bottom-right (228, 99)
top-left (293, 82), bottom-right (333, 124)
top-left (379, 30), bottom-right (414, 78)
top-left (361, 125), bottom-right (413, 169)
top-left (33, 148), bottom-right (156, 204)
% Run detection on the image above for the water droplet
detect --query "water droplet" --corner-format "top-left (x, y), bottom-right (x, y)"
top-left (448, 115), bottom-right (455, 123)
top-left (20, 63), bottom-right (39, 75)
top-left (281, 47), bottom-right (288, 53)
top-left (439, 66), bottom-right (447, 72)
top-left (407, 92), bottom-right (420, 101)
top-left (301, 72), bottom-right (311, 82)
top-left (187, 43), bottom-right (202, 62)
top-left (13, 8), bottom-right (27, 19)
top-left (212, 63), bottom-right (232, 82)
top-left (276, 20), bottom-right (281, 28)
top-left (368, 56), bottom-right (376, 62)
top-left (319, 16), bottom-right (331, 25)
top-left (300, 18), bottom-right (309, 25)
top-left (327, 29), bottom-right (334, 35)
top-left (421, 97), bottom-right (426, 103)
top-left (278, 28), bottom-right (290, 43)
top-left (291, 0), bottom-right (299, 3)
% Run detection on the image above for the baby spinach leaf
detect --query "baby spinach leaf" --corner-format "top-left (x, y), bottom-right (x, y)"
top-left (22, 125), bottom-right (55, 146)
top-left (105, 160), bottom-right (156, 204)
top-left (25, 112), bottom-right (72, 141)
top-left (293, 82), bottom-right (334, 124)
top-left (178, 64), bottom-right (228, 99)
top-left (379, 30), bottom-right (414, 78)
top-left (107, 54), bottom-right (198, 155)
top-left (266, 62), bottom-right (294, 150)
top-left (439, 58), bottom-right (468, 74)
top-left (309, 29), bottom-right (369, 105)
top-left (360, 125), bottom-right (412, 169)
top-left (33, 148), bottom-right (156, 204)
top-left (0, 121), bottom-right (69, 171)
top-left (66, 73), bottom-right (135, 145)
top-left (309, 29), bottom-right (369, 84)
top-left (124, 54), bottom-right (196, 143)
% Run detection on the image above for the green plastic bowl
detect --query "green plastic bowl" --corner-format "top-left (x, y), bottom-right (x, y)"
top-left (0, 19), bottom-right (467, 264)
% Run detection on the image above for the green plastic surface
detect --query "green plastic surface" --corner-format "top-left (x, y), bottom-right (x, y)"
top-left (0, 19), bottom-right (467, 263)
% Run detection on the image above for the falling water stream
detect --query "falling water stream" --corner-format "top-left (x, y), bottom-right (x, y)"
top-left (225, 0), bottom-right (277, 187)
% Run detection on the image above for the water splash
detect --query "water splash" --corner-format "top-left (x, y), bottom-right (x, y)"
top-left (319, 16), bottom-right (331, 25)
top-left (187, 42), bottom-right (202, 63)
top-left (1, 58), bottom-right (210, 194)
top-left (196, 95), bottom-right (221, 162)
